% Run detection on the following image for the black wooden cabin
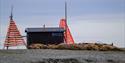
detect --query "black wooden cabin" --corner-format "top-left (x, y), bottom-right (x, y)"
top-left (25, 27), bottom-right (64, 47)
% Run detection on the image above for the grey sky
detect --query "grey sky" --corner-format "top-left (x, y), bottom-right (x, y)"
top-left (0, 0), bottom-right (125, 48)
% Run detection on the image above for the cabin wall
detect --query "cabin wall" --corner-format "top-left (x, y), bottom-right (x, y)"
top-left (26, 32), bottom-right (64, 46)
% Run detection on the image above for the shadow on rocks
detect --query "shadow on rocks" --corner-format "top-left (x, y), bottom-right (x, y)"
top-left (31, 58), bottom-right (80, 63)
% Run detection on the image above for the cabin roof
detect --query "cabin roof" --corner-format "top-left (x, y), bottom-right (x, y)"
top-left (25, 27), bottom-right (65, 33)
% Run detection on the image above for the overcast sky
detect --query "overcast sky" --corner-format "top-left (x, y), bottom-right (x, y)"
top-left (0, 0), bottom-right (125, 49)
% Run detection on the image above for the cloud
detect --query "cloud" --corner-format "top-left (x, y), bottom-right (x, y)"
top-left (69, 13), bottom-right (125, 23)
top-left (0, 0), bottom-right (125, 48)
top-left (68, 14), bottom-right (125, 47)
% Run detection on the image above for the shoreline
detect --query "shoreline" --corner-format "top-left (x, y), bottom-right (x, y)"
top-left (0, 49), bottom-right (125, 63)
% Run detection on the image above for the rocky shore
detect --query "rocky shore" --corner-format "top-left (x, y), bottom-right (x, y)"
top-left (0, 49), bottom-right (125, 63)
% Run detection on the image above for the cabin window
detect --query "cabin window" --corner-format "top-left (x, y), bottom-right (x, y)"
top-left (52, 33), bottom-right (63, 36)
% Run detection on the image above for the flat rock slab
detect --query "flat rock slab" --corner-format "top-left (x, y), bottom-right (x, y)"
top-left (0, 49), bottom-right (125, 63)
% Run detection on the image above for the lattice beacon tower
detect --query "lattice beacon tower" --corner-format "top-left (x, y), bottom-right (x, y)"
top-left (59, 19), bottom-right (74, 44)
top-left (4, 7), bottom-right (26, 49)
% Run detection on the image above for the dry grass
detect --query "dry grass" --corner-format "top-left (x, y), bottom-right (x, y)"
top-left (28, 43), bottom-right (122, 51)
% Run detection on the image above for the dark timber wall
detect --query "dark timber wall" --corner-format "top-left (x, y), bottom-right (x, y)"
top-left (25, 28), bottom-right (64, 47)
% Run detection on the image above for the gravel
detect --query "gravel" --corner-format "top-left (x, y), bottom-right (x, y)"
top-left (0, 49), bottom-right (125, 63)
